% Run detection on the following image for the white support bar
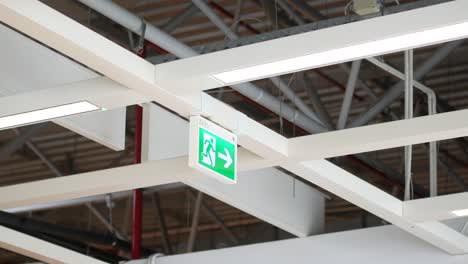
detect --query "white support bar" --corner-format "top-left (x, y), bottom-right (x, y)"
top-left (0, 150), bottom-right (268, 211)
top-left (153, 0), bottom-right (468, 92)
top-left (283, 160), bottom-right (468, 254)
top-left (288, 109), bottom-right (468, 160)
top-left (0, 158), bottom-right (188, 210)
top-left (403, 192), bottom-right (468, 222)
top-left (0, 225), bottom-right (107, 264)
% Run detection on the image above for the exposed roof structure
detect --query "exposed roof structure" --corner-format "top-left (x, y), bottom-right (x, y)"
top-left (0, 0), bottom-right (468, 263)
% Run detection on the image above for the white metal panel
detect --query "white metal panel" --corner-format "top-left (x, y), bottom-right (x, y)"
top-left (142, 104), bottom-right (325, 236)
top-left (146, 225), bottom-right (468, 264)
top-left (142, 104), bottom-right (189, 162)
top-left (186, 168), bottom-right (325, 236)
top-left (56, 108), bottom-right (127, 150)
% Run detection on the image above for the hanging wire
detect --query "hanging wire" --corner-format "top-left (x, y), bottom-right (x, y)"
top-left (86, 206), bottom-right (92, 256)
top-left (105, 194), bottom-right (114, 235)
top-left (344, 0), bottom-right (353, 16)
top-left (278, 79), bottom-right (284, 135)
top-left (274, 0), bottom-right (279, 31)
top-left (287, 73), bottom-right (298, 133)
top-left (229, 17), bottom-right (263, 32)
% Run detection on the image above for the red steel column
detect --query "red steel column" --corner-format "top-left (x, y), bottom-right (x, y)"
top-left (131, 46), bottom-right (146, 259)
top-left (131, 105), bottom-right (143, 259)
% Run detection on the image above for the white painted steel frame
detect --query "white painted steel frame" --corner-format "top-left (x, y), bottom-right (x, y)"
top-left (153, 0), bottom-right (468, 92)
top-left (1, 0), bottom-right (468, 258)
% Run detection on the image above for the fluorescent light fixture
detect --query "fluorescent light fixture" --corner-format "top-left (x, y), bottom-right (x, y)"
top-left (452, 209), bottom-right (468, 217)
top-left (0, 101), bottom-right (100, 130)
top-left (213, 22), bottom-right (468, 85)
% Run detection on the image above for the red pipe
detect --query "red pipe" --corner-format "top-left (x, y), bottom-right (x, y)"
top-left (145, 40), bottom-right (169, 54)
top-left (131, 105), bottom-right (143, 259)
top-left (131, 47), bottom-right (146, 259)
top-left (131, 188), bottom-right (143, 259)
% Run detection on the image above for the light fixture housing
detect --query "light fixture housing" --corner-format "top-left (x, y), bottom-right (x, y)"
top-left (213, 21), bottom-right (468, 85)
top-left (451, 209), bottom-right (468, 217)
top-left (0, 101), bottom-right (100, 130)
top-left (152, 0), bottom-right (468, 93)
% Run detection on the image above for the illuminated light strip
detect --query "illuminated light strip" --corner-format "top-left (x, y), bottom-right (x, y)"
top-left (213, 22), bottom-right (468, 85)
top-left (452, 209), bottom-right (468, 217)
top-left (0, 101), bottom-right (100, 130)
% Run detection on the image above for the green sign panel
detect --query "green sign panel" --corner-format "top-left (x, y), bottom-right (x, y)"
top-left (197, 127), bottom-right (236, 182)
top-left (189, 116), bottom-right (237, 184)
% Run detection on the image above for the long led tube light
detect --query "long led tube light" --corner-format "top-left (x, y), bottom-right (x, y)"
top-left (0, 101), bottom-right (100, 130)
top-left (213, 22), bottom-right (468, 85)
top-left (452, 209), bottom-right (468, 217)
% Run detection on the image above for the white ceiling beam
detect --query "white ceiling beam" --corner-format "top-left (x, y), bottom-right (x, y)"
top-left (283, 160), bottom-right (468, 255)
top-left (0, 149), bottom-right (268, 211)
top-left (403, 192), bottom-right (468, 222)
top-left (0, 157), bottom-right (188, 211)
top-left (153, 0), bottom-right (468, 91)
top-left (0, 225), bottom-right (107, 264)
top-left (288, 109), bottom-right (468, 160)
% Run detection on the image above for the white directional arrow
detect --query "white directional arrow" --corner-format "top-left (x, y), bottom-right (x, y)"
top-left (218, 147), bottom-right (232, 168)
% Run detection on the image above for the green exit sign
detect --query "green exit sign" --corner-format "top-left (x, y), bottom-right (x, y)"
top-left (189, 116), bottom-right (237, 184)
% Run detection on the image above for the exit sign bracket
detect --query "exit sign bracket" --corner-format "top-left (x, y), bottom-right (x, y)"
top-left (189, 115), bottom-right (237, 184)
